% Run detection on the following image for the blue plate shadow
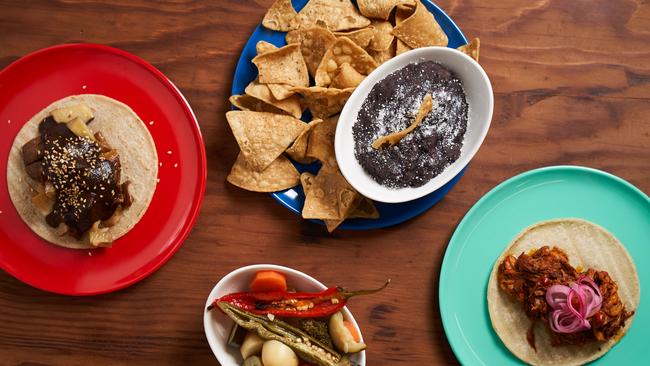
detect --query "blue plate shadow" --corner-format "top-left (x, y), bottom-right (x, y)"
top-left (231, 0), bottom-right (469, 230)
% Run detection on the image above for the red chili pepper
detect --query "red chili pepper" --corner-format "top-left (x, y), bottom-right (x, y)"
top-left (207, 280), bottom-right (390, 318)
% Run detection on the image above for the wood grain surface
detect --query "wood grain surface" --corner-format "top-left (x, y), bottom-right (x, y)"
top-left (1, 0), bottom-right (649, 365)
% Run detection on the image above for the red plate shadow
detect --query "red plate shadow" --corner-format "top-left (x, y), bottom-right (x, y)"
top-left (0, 44), bottom-right (206, 295)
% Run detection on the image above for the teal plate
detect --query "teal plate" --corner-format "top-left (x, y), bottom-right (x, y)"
top-left (439, 166), bottom-right (650, 365)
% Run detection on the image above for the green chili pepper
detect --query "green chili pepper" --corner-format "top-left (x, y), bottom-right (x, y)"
top-left (217, 302), bottom-right (343, 366)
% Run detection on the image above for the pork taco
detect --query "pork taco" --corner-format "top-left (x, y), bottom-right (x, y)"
top-left (487, 219), bottom-right (639, 366)
top-left (7, 94), bottom-right (158, 249)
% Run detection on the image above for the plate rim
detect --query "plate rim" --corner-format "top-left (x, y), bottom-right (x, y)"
top-left (0, 43), bottom-right (207, 296)
top-left (438, 164), bottom-right (650, 364)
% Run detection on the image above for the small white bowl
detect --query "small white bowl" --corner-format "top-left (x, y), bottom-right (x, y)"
top-left (335, 46), bottom-right (494, 203)
top-left (203, 264), bottom-right (366, 366)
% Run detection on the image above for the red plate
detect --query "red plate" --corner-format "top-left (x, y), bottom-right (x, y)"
top-left (0, 44), bottom-right (206, 295)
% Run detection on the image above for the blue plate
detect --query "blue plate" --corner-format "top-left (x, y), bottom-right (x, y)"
top-left (231, 1), bottom-right (469, 229)
top-left (439, 166), bottom-right (650, 365)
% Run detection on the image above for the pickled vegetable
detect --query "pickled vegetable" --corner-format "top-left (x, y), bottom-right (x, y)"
top-left (228, 323), bottom-right (246, 348)
top-left (262, 340), bottom-right (298, 366)
top-left (242, 356), bottom-right (263, 366)
top-left (217, 302), bottom-right (342, 366)
top-left (329, 312), bottom-right (366, 353)
top-left (241, 332), bottom-right (264, 359)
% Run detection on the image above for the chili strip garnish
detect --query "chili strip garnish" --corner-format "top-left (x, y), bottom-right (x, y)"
top-left (207, 279), bottom-right (390, 318)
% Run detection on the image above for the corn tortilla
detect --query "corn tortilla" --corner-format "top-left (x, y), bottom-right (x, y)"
top-left (487, 219), bottom-right (640, 366)
top-left (7, 94), bottom-right (158, 249)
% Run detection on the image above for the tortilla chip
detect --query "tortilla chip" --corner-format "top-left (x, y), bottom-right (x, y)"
top-left (290, 0), bottom-right (370, 32)
top-left (323, 203), bottom-right (357, 231)
top-left (286, 26), bottom-right (337, 77)
top-left (245, 80), bottom-right (302, 118)
top-left (256, 40), bottom-right (278, 55)
top-left (487, 219), bottom-right (640, 366)
top-left (306, 115), bottom-right (338, 167)
top-left (300, 173), bottom-right (345, 233)
top-left (323, 219), bottom-right (344, 232)
top-left (325, 187), bottom-right (364, 232)
top-left (228, 153), bottom-right (299, 192)
top-left (229, 95), bottom-right (285, 115)
top-left (267, 84), bottom-right (296, 100)
top-left (349, 197), bottom-right (379, 219)
top-left (330, 62), bottom-right (366, 89)
top-left (369, 20), bottom-right (394, 51)
top-left (333, 27), bottom-right (375, 49)
top-left (395, 3), bottom-right (414, 24)
top-left (368, 42), bottom-right (395, 65)
top-left (314, 37), bottom-right (377, 86)
top-left (286, 119), bottom-right (323, 164)
top-left (395, 39), bottom-right (412, 55)
top-left (302, 168), bottom-right (358, 222)
top-left (300, 172), bottom-right (315, 193)
top-left (457, 37), bottom-right (480, 62)
top-left (252, 43), bottom-right (309, 87)
top-left (226, 111), bottom-right (307, 171)
top-left (357, 0), bottom-right (415, 20)
top-left (292, 86), bottom-right (354, 119)
top-left (255, 43), bottom-right (298, 99)
top-left (392, 1), bottom-right (448, 48)
top-left (395, 4), bottom-right (414, 55)
top-left (301, 165), bottom-right (365, 232)
top-left (262, 0), bottom-right (298, 32)
top-left (301, 171), bottom-right (340, 220)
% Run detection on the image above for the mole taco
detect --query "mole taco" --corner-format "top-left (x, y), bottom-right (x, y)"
top-left (487, 219), bottom-right (640, 366)
top-left (7, 95), bottom-right (158, 249)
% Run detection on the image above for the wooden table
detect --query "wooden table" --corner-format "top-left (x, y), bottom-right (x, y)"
top-left (1, 0), bottom-right (648, 365)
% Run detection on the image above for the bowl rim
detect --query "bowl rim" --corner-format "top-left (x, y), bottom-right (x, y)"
top-left (203, 264), bottom-right (366, 366)
top-left (335, 46), bottom-right (494, 203)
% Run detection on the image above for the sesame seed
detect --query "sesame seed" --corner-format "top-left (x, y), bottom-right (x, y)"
top-left (88, 251), bottom-right (92, 256)
top-left (173, 163), bottom-right (178, 168)
top-left (82, 85), bottom-right (87, 89)
top-left (166, 150), bottom-right (172, 155)
top-left (149, 120), bottom-right (154, 125)
top-left (7, 119), bottom-right (10, 124)
top-left (156, 178), bottom-right (160, 183)
top-left (159, 162), bottom-right (162, 167)
top-left (39, 119), bottom-right (124, 228)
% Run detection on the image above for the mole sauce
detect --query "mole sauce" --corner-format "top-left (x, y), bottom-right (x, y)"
top-left (37, 116), bottom-right (122, 237)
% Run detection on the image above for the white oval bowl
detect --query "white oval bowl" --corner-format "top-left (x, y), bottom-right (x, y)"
top-left (335, 46), bottom-right (494, 203)
top-left (203, 264), bottom-right (366, 366)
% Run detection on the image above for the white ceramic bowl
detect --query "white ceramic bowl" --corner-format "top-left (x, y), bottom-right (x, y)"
top-left (203, 264), bottom-right (366, 366)
top-left (335, 46), bottom-right (494, 203)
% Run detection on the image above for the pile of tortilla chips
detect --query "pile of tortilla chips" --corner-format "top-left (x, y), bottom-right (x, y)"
top-left (227, 0), bottom-right (481, 232)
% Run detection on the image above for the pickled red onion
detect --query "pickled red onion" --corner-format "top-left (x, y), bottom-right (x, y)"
top-left (545, 275), bottom-right (602, 333)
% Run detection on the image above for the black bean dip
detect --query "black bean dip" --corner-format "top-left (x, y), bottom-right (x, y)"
top-left (353, 61), bottom-right (468, 188)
